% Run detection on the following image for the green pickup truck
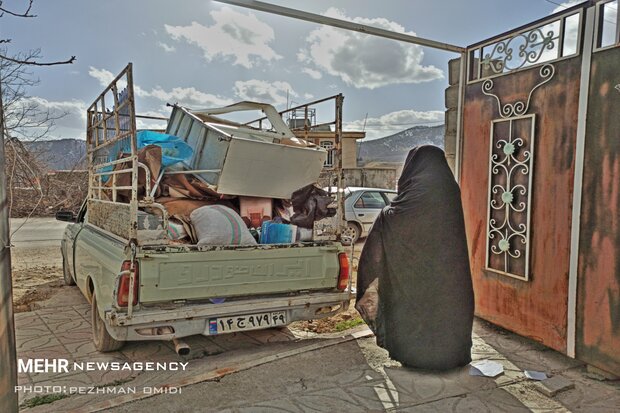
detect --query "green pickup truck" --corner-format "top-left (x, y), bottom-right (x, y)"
top-left (57, 64), bottom-right (351, 353)
top-left (58, 202), bottom-right (350, 353)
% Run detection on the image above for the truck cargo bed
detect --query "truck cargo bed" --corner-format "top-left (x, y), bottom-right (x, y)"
top-left (137, 243), bottom-right (342, 303)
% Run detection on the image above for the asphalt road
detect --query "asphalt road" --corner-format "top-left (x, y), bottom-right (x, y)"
top-left (9, 217), bottom-right (68, 247)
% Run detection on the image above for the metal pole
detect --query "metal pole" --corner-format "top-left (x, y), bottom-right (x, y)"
top-left (335, 94), bottom-right (345, 238)
top-left (567, 4), bottom-right (596, 359)
top-left (455, 50), bottom-right (467, 183)
top-left (214, 0), bottom-right (465, 53)
top-left (0, 78), bottom-right (19, 412)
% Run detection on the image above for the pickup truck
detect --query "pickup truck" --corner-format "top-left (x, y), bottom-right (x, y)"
top-left (57, 202), bottom-right (350, 353)
top-left (56, 64), bottom-right (351, 353)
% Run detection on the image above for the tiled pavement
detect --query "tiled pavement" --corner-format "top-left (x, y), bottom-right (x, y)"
top-left (14, 297), bottom-right (620, 412)
top-left (15, 299), bottom-right (301, 410)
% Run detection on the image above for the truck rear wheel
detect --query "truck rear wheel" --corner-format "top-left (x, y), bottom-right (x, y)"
top-left (92, 294), bottom-right (124, 352)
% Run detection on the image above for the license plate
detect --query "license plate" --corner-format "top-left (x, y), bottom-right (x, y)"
top-left (208, 311), bottom-right (287, 334)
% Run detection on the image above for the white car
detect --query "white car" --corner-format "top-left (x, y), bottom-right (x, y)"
top-left (326, 187), bottom-right (397, 243)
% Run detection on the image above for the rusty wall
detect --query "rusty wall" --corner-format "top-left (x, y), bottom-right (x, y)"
top-left (460, 58), bottom-right (581, 352)
top-left (577, 45), bottom-right (620, 374)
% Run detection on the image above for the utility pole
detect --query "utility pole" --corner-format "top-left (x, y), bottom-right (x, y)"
top-left (0, 80), bottom-right (19, 412)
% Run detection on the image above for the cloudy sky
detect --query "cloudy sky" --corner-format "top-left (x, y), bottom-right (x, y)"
top-left (0, 0), bottom-right (574, 139)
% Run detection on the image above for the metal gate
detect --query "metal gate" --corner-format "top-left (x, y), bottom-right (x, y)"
top-left (459, 0), bottom-right (620, 375)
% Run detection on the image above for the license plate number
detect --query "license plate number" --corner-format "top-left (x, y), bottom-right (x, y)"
top-left (208, 311), bottom-right (287, 334)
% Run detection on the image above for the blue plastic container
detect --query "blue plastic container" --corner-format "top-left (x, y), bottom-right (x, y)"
top-left (260, 220), bottom-right (296, 244)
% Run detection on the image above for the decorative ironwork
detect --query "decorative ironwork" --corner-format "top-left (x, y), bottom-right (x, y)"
top-left (486, 116), bottom-right (535, 281)
top-left (482, 64), bottom-right (555, 281)
top-left (469, 9), bottom-right (582, 81)
top-left (482, 64), bottom-right (555, 118)
top-left (481, 28), bottom-right (558, 74)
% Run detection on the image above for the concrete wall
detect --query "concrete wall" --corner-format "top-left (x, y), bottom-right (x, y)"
top-left (444, 58), bottom-right (461, 174)
top-left (318, 167), bottom-right (397, 189)
top-left (294, 132), bottom-right (363, 170)
top-left (341, 138), bottom-right (357, 169)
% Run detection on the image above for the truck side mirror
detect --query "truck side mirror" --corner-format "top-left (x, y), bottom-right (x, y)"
top-left (55, 210), bottom-right (75, 222)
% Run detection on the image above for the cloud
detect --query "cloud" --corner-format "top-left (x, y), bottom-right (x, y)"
top-left (302, 68), bottom-right (322, 79)
top-left (345, 109), bottom-right (444, 139)
top-left (88, 66), bottom-right (150, 98)
top-left (233, 79), bottom-right (297, 106)
top-left (28, 97), bottom-right (86, 115)
top-left (551, 1), bottom-right (581, 13)
top-left (88, 67), bottom-right (115, 86)
top-left (543, 1), bottom-right (582, 57)
top-left (135, 108), bottom-right (171, 130)
top-left (88, 67), bottom-right (233, 107)
top-left (149, 86), bottom-right (233, 107)
top-left (164, 7), bottom-right (281, 68)
top-left (16, 97), bottom-right (88, 138)
top-left (298, 8), bottom-right (443, 89)
top-left (157, 42), bottom-right (176, 52)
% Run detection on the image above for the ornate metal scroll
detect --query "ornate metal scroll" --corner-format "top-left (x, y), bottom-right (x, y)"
top-left (469, 9), bottom-right (582, 81)
top-left (483, 64), bottom-right (555, 281)
top-left (481, 28), bottom-right (558, 74)
top-left (482, 64), bottom-right (555, 119)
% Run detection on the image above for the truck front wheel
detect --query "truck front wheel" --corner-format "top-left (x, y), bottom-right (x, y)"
top-left (62, 253), bottom-right (76, 286)
top-left (92, 294), bottom-right (124, 352)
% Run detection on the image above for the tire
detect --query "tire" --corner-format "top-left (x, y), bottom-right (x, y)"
top-left (342, 222), bottom-right (361, 244)
top-left (62, 253), bottom-right (76, 286)
top-left (92, 293), bottom-right (124, 352)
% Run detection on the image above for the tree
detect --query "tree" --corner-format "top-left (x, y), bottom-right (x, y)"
top-left (0, 2), bottom-right (76, 412)
top-left (1, 0), bottom-right (75, 141)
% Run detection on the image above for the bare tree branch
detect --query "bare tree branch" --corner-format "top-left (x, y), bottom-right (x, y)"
top-left (1, 49), bottom-right (71, 141)
top-left (0, 39), bottom-right (10, 44)
top-left (0, 0), bottom-right (36, 18)
top-left (0, 53), bottom-right (75, 66)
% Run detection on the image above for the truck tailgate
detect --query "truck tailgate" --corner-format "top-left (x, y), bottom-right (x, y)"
top-left (137, 245), bottom-right (342, 303)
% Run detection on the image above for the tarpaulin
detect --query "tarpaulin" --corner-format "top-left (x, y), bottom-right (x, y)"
top-left (356, 146), bottom-right (474, 370)
top-left (290, 185), bottom-right (336, 229)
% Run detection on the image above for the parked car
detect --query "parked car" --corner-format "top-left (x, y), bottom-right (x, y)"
top-left (326, 187), bottom-right (397, 243)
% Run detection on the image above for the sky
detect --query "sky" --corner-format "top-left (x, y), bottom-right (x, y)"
top-left (0, 0), bottom-right (579, 140)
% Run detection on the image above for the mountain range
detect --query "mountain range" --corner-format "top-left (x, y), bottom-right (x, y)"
top-left (23, 124), bottom-right (445, 171)
top-left (25, 138), bottom-right (87, 171)
top-left (357, 124), bottom-right (445, 166)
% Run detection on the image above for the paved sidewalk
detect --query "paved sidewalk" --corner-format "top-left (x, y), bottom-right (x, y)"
top-left (15, 297), bottom-right (620, 412)
top-left (15, 291), bottom-right (302, 411)
top-left (103, 320), bottom-right (620, 413)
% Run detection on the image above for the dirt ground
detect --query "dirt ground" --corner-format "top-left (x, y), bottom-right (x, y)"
top-left (11, 245), bottom-right (67, 313)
